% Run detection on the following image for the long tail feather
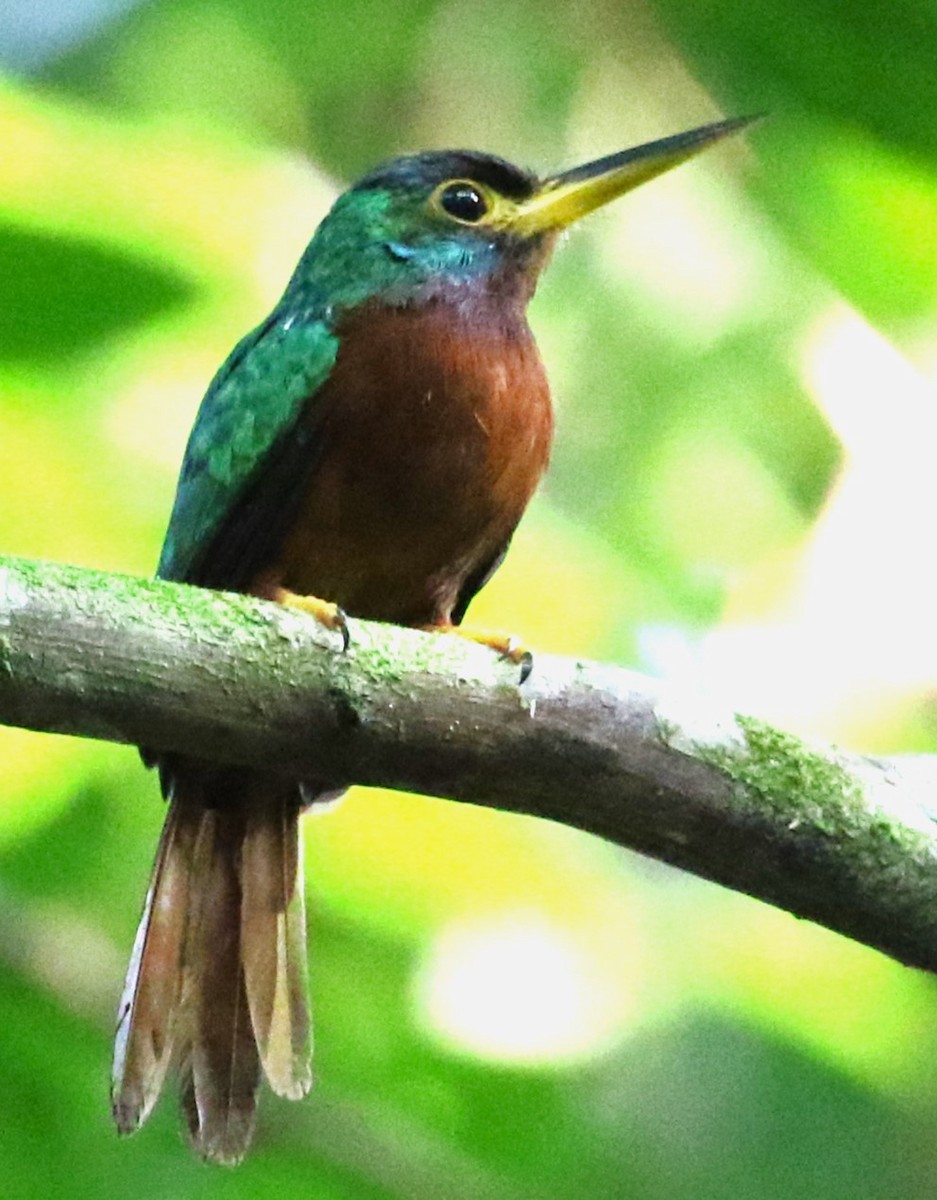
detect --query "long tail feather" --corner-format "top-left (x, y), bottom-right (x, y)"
top-left (182, 806), bottom-right (262, 1165)
top-left (111, 799), bottom-right (199, 1133)
top-left (114, 764), bottom-right (315, 1162)
top-left (240, 784), bottom-right (312, 1100)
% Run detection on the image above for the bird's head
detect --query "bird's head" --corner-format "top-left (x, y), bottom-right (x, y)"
top-left (288, 117), bottom-right (754, 313)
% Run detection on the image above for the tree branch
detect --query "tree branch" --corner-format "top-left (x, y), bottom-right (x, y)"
top-left (2, 553), bottom-right (937, 972)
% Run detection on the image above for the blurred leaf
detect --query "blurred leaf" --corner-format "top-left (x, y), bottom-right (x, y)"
top-left (650, 0), bottom-right (937, 336)
top-left (46, 0), bottom-right (445, 172)
top-left (598, 1013), bottom-right (924, 1200)
top-left (0, 225), bottom-right (192, 368)
top-left (649, 0), bottom-right (937, 164)
top-left (538, 237), bottom-right (840, 623)
top-left (754, 119), bottom-right (937, 333)
top-left (0, 731), bottom-right (106, 847)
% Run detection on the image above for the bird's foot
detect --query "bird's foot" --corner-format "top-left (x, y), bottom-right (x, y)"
top-left (431, 625), bottom-right (533, 683)
top-left (274, 588), bottom-right (350, 651)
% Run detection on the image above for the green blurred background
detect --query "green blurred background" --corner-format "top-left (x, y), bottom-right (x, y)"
top-left (4, 0), bottom-right (937, 1195)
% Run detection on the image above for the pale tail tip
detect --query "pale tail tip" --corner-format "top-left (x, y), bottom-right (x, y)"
top-left (278, 1072), bottom-right (313, 1102)
top-left (112, 1098), bottom-right (143, 1137)
top-left (197, 1144), bottom-right (248, 1168)
top-left (189, 1125), bottom-right (255, 1168)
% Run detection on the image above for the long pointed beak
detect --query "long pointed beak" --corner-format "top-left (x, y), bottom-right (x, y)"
top-left (511, 115), bottom-right (758, 235)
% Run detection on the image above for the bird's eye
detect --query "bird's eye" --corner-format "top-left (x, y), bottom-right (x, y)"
top-left (438, 181), bottom-right (489, 224)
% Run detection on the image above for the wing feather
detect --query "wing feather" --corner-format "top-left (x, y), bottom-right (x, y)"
top-left (158, 311), bottom-right (339, 588)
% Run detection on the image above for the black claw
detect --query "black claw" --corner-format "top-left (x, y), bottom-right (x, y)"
top-left (335, 607), bottom-right (351, 652)
top-left (518, 650), bottom-right (534, 685)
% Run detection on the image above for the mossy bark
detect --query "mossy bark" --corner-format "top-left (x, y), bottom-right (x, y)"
top-left (3, 553), bottom-right (937, 972)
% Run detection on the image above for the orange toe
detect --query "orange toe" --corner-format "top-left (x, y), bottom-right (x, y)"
top-left (429, 624), bottom-right (533, 682)
top-left (274, 589), bottom-right (350, 650)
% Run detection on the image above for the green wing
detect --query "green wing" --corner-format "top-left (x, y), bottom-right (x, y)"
top-left (157, 311), bottom-right (339, 585)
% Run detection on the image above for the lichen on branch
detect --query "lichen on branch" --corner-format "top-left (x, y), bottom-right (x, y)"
top-left (2, 552), bottom-right (937, 973)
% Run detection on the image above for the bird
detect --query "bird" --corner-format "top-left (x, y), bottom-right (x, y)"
top-left (110, 115), bottom-right (751, 1164)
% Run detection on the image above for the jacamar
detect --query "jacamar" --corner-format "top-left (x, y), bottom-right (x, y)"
top-left (111, 117), bottom-right (750, 1163)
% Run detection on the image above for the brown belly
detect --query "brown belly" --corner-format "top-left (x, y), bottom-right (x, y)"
top-left (265, 301), bottom-right (553, 626)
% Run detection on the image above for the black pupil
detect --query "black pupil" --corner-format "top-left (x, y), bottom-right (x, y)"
top-left (440, 183), bottom-right (488, 222)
